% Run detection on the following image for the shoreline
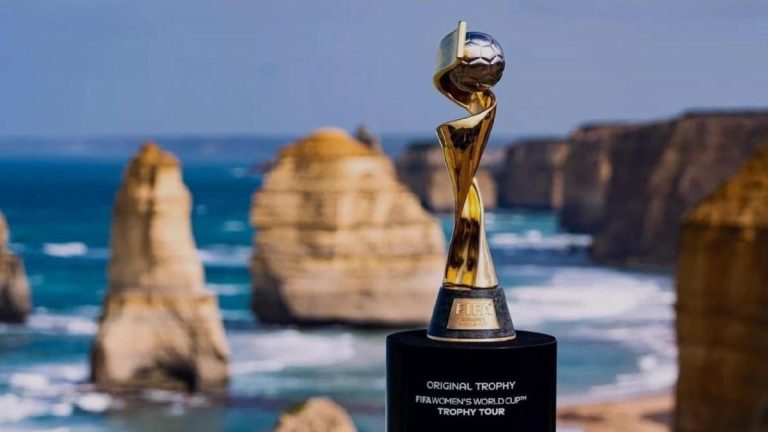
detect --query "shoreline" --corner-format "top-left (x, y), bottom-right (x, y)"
top-left (557, 392), bottom-right (673, 432)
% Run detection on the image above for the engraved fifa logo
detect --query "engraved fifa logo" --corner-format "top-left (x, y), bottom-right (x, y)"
top-left (454, 301), bottom-right (494, 317)
top-left (447, 299), bottom-right (501, 331)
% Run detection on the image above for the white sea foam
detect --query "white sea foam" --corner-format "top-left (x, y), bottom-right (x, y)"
top-left (507, 267), bottom-right (673, 325)
top-left (41, 242), bottom-right (88, 258)
top-left (0, 394), bottom-right (57, 422)
top-left (9, 374), bottom-right (50, 392)
top-left (197, 244), bottom-right (251, 267)
top-left (511, 266), bottom-right (677, 399)
top-left (0, 364), bottom-right (89, 424)
top-left (220, 309), bottom-right (256, 323)
top-left (229, 329), bottom-right (357, 375)
top-left (25, 312), bottom-right (98, 336)
top-left (222, 220), bottom-right (247, 232)
top-left (207, 283), bottom-right (249, 296)
top-left (490, 230), bottom-right (592, 250)
top-left (75, 393), bottom-right (112, 413)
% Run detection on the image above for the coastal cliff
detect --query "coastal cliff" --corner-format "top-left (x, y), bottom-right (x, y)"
top-left (584, 111), bottom-right (768, 266)
top-left (0, 212), bottom-right (31, 323)
top-left (675, 142), bottom-right (768, 431)
top-left (396, 141), bottom-right (498, 211)
top-left (497, 138), bottom-right (569, 209)
top-left (251, 129), bottom-right (445, 326)
top-left (91, 143), bottom-right (229, 392)
top-left (560, 124), bottom-right (629, 233)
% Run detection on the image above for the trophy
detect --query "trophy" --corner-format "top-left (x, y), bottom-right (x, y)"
top-left (386, 21), bottom-right (557, 431)
top-left (427, 20), bottom-right (515, 343)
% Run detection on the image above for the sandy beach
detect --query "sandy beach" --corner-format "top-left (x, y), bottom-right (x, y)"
top-left (558, 393), bottom-right (673, 432)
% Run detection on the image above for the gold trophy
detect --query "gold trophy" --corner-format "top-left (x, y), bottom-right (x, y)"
top-left (386, 23), bottom-right (556, 431)
top-left (427, 21), bottom-right (516, 342)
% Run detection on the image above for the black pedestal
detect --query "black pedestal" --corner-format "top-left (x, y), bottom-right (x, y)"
top-left (386, 330), bottom-right (557, 432)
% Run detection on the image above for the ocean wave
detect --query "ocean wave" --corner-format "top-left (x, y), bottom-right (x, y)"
top-left (0, 365), bottom-right (90, 424)
top-left (42, 243), bottom-right (88, 258)
top-left (197, 244), bottom-right (251, 267)
top-left (507, 267), bottom-right (673, 325)
top-left (207, 283), bottom-right (250, 296)
top-left (75, 393), bottom-right (113, 413)
top-left (222, 220), bottom-right (247, 232)
top-left (24, 312), bottom-right (98, 336)
top-left (490, 230), bottom-right (592, 250)
top-left (220, 309), bottom-right (256, 321)
top-left (0, 393), bottom-right (72, 422)
top-left (514, 267), bottom-right (677, 400)
top-left (229, 329), bottom-right (357, 375)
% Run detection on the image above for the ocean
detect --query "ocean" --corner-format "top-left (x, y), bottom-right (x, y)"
top-left (0, 150), bottom-right (676, 431)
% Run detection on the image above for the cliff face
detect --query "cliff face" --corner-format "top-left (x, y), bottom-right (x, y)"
top-left (560, 124), bottom-right (629, 233)
top-left (676, 142), bottom-right (768, 432)
top-left (91, 143), bottom-right (229, 392)
top-left (396, 141), bottom-right (498, 211)
top-left (0, 212), bottom-right (31, 323)
top-left (251, 129), bottom-right (445, 326)
top-left (497, 138), bottom-right (569, 209)
top-left (590, 112), bottom-right (768, 266)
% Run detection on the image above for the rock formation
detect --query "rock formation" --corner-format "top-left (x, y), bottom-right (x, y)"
top-left (0, 212), bottom-right (31, 323)
top-left (676, 141), bottom-right (768, 432)
top-left (497, 138), bottom-right (569, 209)
top-left (560, 124), bottom-right (630, 233)
top-left (251, 128), bottom-right (445, 326)
top-left (583, 111), bottom-right (768, 266)
top-left (91, 142), bottom-right (229, 392)
top-left (273, 397), bottom-right (357, 432)
top-left (396, 140), bottom-right (499, 211)
top-left (353, 124), bottom-right (381, 152)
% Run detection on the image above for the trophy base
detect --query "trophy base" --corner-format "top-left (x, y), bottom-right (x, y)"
top-left (386, 329), bottom-right (556, 432)
top-left (427, 285), bottom-right (516, 342)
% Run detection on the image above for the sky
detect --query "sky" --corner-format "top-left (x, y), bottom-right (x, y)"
top-left (1, 0), bottom-right (767, 138)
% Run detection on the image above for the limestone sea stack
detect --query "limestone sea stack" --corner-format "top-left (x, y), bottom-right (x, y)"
top-left (273, 397), bottom-right (357, 432)
top-left (396, 140), bottom-right (499, 211)
top-left (497, 138), bottom-right (570, 209)
top-left (676, 142), bottom-right (768, 431)
top-left (251, 129), bottom-right (445, 326)
top-left (91, 142), bottom-right (229, 392)
top-left (0, 212), bottom-right (31, 323)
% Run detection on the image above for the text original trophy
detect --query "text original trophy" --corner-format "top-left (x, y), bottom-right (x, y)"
top-left (386, 21), bottom-right (557, 431)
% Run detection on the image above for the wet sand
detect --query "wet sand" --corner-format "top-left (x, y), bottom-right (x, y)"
top-left (558, 393), bottom-right (673, 432)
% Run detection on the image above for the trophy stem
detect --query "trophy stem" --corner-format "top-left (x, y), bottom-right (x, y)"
top-left (444, 178), bottom-right (497, 289)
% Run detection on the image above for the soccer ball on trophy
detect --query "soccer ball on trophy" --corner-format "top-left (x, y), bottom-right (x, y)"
top-left (448, 31), bottom-right (505, 93)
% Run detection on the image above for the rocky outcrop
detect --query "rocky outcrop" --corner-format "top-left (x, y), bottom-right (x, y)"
top-left (353, 124), bottom-right (381, 152)
top-left (0, 212), bottom-right (31, 323)
top-left (589, 111), bottom-right (768, 266)
top-left (497, 138), bottom-right (569, 209)
top-left (251, 129), bottom-right (445, 326)
top-left (675, 142), bottom-right (768, 432)
top-left (396, 141), bottom-right (498, 211)
top-left (560, 124), bottom-right (630, 233)
top-left (91, 142), bottom-right (229, 392)
top-left (273, 397), bottom-right (357, 432)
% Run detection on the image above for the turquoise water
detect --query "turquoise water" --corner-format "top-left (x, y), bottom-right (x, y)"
top-left (0, 158), bottom-right (675, 431)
